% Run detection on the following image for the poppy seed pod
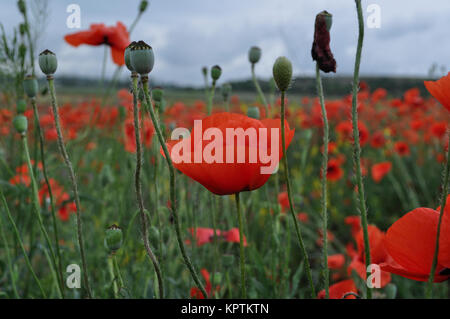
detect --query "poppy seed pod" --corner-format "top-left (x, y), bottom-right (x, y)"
top-left (272, 56), bottom-right (292, 92)
top-left (152, 87), bottom-right (164, 102)
top-left (39, 49), bottom-right (58, 75)
top-left (202, 66), bottom-right (208, 77)
top-left (139, 0), bottom-right (148, 13)
top-left (105, 224), bottom-right (123, 253)
top-left (248, 46), bottom-right (262, 64)
top-left (130, 41), bottom-right (154, 75)
top-left (211, 65), bottom-right (222, 81)
top-left (247, 106), bottom-right (260, 119)
top-left (321, 10), bottom-right (333, 32)
top-left (19, 23), bottom-right (27, 36)
top-left (24, 75), bottom-right (38, 98)
top-left (17, 0), bottom-right (26, 14)
top-left (124, 41), bottom-right (137, 72)
top-left (16, 99), bottom-right (27, 114)
top-left (19, 43), bottom-right (27, 60)
top-left (221, 83), bottom-right (232, 100)
top-left (13, 115), bottom-right (28, 134)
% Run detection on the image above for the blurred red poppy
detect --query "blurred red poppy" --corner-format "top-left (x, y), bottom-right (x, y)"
top-left (318, 279), bottom-right (358, 299)
top-left (371, 161), bottom-right (392, 183)
top-left (64, 22), bottom-right (129, 65)
top-left (424, 72), bottom-right (450, 112)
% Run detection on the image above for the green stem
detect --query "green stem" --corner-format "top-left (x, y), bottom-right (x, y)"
top-left (235, 192), bottom-right (246, 298)
top-left (352, 0), bottom-right (372, 299)
top-left (315, 63), bottom-right (329, 298)
top-left (251, 63), bottom-right (269, 117)
top-left (46, 76), bottom-right (92, 298)
top-left (0, 200), bottom-right (19, 298)
top-left (108, 256), bottom-right (119, 298)
top-left (141, 75), bottom-right (208, 299)
top-left (113, 254), bottom-right (124, 289)
top-left (280, 91), bottom-right (316, 297)
top-left (131, 74), bottom-right (164, 299)
top-left (0, 186), bottom-right (46, 297)
top-left (31, 97), bottom-right (65, 297)
top-left (426, 132), bottom-right (450, 297)
top-left (207, 81), bottom-right (216, 116)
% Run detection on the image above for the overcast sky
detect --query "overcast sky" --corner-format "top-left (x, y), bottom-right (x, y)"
top-left (1, 0), bottom-right (449, 86)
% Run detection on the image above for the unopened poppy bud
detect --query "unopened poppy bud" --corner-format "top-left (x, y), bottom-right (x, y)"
top-left (202, 66), bottom-right (208, 77)
top-left (16, 99), bottom-right (27, 113)
top-left (19, 23), bottom-right (27, 36)
top-left (124, 41), bottom-right (137, 72)
top-left (130, 40), bottom-right (154, 75)
top-left (311, 10), bottom-right (336, 73)
top-left (39, 49), bottom-right (58, 75)
top-left (17, 0), bottom-right (26, 14)
top-left (139, 0), bottom-right (148, 13)
top-left (272, 56), bottom-right (292, 92)
top-left (24, 75), bottom-right (38, 98)
top-left (13, 115), bottom-right (28, 134)
top-left (152, 87), bottom-right (164, 102)
top-left (211, 65), bottom-right (222, 81)
top-left (248, 46), bottom-right (262, 64)
top-left (221, 83), bottom-right (232, 100)
top-left (247, 106), bottom-right (260, 119)
top-left (105, 224), bottom-right (123, 253)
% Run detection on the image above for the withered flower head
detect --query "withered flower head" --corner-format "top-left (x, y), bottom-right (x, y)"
top-left (311, 10), bottom-right (336, 73)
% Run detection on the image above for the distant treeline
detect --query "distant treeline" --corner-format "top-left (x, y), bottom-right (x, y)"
top-left (53, 75), bottom-right (434, 98)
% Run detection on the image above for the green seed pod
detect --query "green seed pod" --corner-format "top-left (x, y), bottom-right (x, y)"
top-left (23, 74), bottom-right (38, 98)
top-left (130, 41), bottom-right (155, 75)
top-left (152, 87), bottom-right (164, 102)
top-left (124, 41), bottom-right (137, 72)
top-left (148, 226), bottom-right (160, 243)
top-left (212, 272), bottom-right (222, 286)
top-left (248, 46), bottom-right (262, 64)
top-left (39, 49), bottom-right (58, 75)
top-left (139, 0), bottom-right (149, 13)
top-left (202, 66), bottom-right (208, 77)
top-left (17, 0), bottom-right (26, 14)
top-left (16, 99), bottom-right (27, 114)
top-left (210, 65), bottom-right (222, 81)
top-left (13, 115), bottom-right (28, 134)
top-left (221, 83), bottom-right (232, 100)
top-left (105, 224), bottom-right (123, 253)
top-left (319, 10), bottom-right (333, 32)
top-left (272, 56), bottom-right (292, 92)
top-left (247, 106), bottom-right (260, 119)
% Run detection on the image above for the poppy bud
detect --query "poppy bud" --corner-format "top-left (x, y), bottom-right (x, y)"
top-left (13, 115), bottom-right (28, 134)
top-left (248, 46), bottom-right (262, 64)
top-left (19, 43), bottom-right (27, 60)
top-left (221, 83), bottom-right (232, 100)
top-left (24, 75), bottom-right (38, 98)
top-left (19, 23), bottom-right (27, 36)
top-left (124, 41), bottom-right (137, 72)
top-left (17, 0), bottom-right (26, 14)
top-left (202, 66), bottom-right (208, 77)
top-left (139, 0), bottom-right (148, 13)
top-left (152, 87), bottom-right (164, 102)
top-left (39, 49), bottom-right (58, 75)
top-left (130, 40), bottom-right (154, 75)
top-left (311, 10), bottom-right (336, 73)
top-left (148, 226), bottom-right (160, 243)
top-left (272, 56), bottom-right (292, 92)
top-left (105, 224), bottom-right (123, 253)
top-left (247, 106), bottom-right (260, 119)
top-left (16, 99), bottom-right (27, 114)
top-left (212, 272), bottom-right (222, 286)
top-left (211, 65), bottom-right (222, 82)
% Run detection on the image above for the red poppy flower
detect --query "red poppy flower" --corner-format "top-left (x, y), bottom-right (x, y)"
top-left (371, 162), bottom-right (392, 183)
top-left (345, 216), bottom-right (361, 237)
top-left (424, 72), bottom-right (450, 112)
top-left (394, 141), bottom-right (410, 156)
top-left (64, 22), bottom-right (129, 66)
top-left (277, 191), bottom-right (289, 212)
top-left (328, 254), bottom-right (345, 270)
top-left (348, 225), bottom-right (391, 288)
top-left (326, 158), bottom-right (343, 182)
top-left (318, 279), bottom-right (358, 299)
top-left (222, 228), bottom-right (248, 246)
top-left (381, 196), bottom-right (450, 282)
top-left (336, 121), bottom-right (369, 146)
top-left (165, 113), bottom-right (294, 195)
top-left (187, 228), bottom-right (220, 246)
top-left (370, 131), bottom-right (386, 149)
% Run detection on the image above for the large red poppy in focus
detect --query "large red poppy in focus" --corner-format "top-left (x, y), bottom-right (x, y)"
top-left (165, 113), bottom-right (294, 195)
top-left (381, 195), bottom-right (450, 282)
top-left (424, 72), bottom-right (450, 112)
top-left (64, 22), bottom-right (129, 65)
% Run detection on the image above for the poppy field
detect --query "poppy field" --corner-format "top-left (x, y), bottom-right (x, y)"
top-left (0, 0), bottom-right (449, 301)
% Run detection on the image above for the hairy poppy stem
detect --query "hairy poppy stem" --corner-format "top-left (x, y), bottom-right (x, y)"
top-left (131, 74), bottom-right (164, 299)
top-left (141, 76), bottom-right (208, 299)
top-left (235, 192), bottom-right (246, 298)
top-left (21, 134), bottom-right (63, 298)
top-left (426, 132), bottom-right (450, 297)
top-left (207, 81), bottom-right (217, 116)
top-left (352, 0), bottom-right (372, 299)
top-left (46, 76), bottom-right (92, 298)
top-left (315, 63), bottom-right (329, 298)
top-left (30, 97), bottom-right (65, 298)
top-left (251, 64), bottom-right (269, 117)
top-left (280, 91), bottom-right (316, 298)
top-left (0, 186), bottom-right (46, 298)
